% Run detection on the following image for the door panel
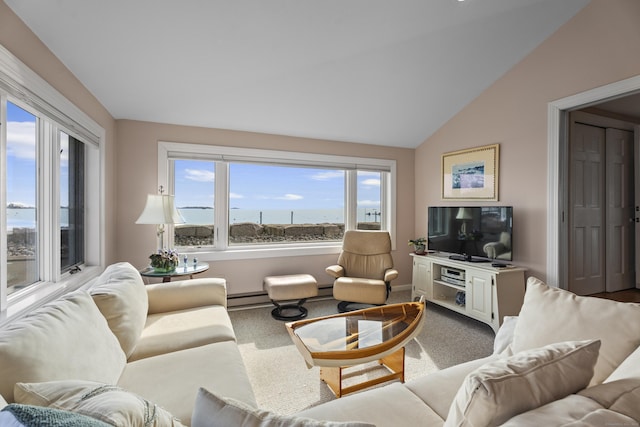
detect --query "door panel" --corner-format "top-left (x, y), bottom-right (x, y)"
top-left (605, 128), bottom-right (634, 292)
top-left (569, 122), bottom-right (605, 295)
top-left (467, 271), bottom-right (492, 322)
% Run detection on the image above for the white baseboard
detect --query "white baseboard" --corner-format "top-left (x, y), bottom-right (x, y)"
top-left (392, 283), bottom-right (412, 292)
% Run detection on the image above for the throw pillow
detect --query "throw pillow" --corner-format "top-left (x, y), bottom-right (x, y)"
top-left (191, 387), bottom-right (376, 427)
top-left (511, 277), bottom-right (640, 385)
top-left (90, 262), bottom-right (149, 357)
top-left (14, 380), bottom-right (185, 427)
top-left (0, 290), bottom-right (126, 402)
top-left (444, 339), bottom-right (601, 427)
top-left (0, 403), bottom-right (111, 427)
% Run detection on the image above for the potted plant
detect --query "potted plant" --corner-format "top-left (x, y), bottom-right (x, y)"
top-left (408, 237), bottom-right (427, 255)
top-left (149, 249), bottom-right (180, 273)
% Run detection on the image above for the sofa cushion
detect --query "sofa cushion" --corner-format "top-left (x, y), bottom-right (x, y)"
top-left (512, 277), bottom-right (640, 385)
top-left (0, 393), bottom-right (7, 411)
top-left (492, 316), bottom-right (517, 355)
top-left (0, 403), bottom-right (112, 427)
top-left (128, 305), bottom-right (236, 362)
top-left (444, 339), bottom-right (600, 427)
top-left (146, 278), bottom-right (228, 314)
top-left (90, 262), bottom-right (149, 358)
top-left (297, 382), bottom-right (445, 427)
top-left (0, 290), bottom-right (126, 402)
top-left (192, 387), bottom-right (375, 427)
top-left (14, 380), bottom-right (184, 426)
top-left (118, 341), bottom-right (256, 426)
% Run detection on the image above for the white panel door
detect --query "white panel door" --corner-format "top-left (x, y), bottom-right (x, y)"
top-left (569, 122), bottom-right (605, 295)
top-left (605, 128), bottom-right (634, 292)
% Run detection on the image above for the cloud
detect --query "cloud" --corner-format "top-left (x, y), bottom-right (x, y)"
top-left (229, 192), bottom-right (244, 199)
top-left (358, 199), bottom-right (380, 207)
top-left (277, 194), bottom-right (303, 201)
top-left (311, 171), bottom-right (344, 181)
top-left (361, 178), bottom-right (380, 187)
top-left (7, 121), bottom-right (36, 160)
top-left (185, 169), bottom-right (215, 182)
top-left (255, 193), bottom-right (303, 201)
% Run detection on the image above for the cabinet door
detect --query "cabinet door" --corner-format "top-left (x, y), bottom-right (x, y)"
top-left (467, 271), bottom-right (493, 322)
top-left (412, 258), bottom-right (431, 300)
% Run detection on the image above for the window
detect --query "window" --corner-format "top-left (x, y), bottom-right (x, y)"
top-left (159, 142), bottom-right (396, 259)
top-left (357, 170), bottom-right (382, 230)
top-left (174, 159), bottom-right (215, 247)
top-left (6, 102), bottom-right (38, 294)
top-left (0, 44), bottom-right (104, 316)
top-left (60, 132), bottom-right (85, 272)
top-left (227, 163), bottom-right (345, 245)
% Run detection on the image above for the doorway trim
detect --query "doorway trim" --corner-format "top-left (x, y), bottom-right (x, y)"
top-left (547, 75), bottom-right (640, 288)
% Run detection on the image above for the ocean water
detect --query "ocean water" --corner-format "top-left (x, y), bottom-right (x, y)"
top-left (182, 208), bottom-right (379, 224)
top-left (7, 207), bottom-right (381, 230)
top-left (7, 208), bottom-right (65, 231)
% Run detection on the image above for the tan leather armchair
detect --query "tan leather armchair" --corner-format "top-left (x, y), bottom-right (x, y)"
top-left (326, 230), bottom-right (399, 312)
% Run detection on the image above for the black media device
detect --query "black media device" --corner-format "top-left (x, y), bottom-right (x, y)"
top-left (427, 206), bottom-right (513, 263)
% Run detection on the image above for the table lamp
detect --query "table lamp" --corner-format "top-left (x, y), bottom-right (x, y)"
top-left (135, 187), bottom-right (185, 250)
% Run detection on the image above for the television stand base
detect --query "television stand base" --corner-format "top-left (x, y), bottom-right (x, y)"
top-left (448, 254), bottom-right (489, 263)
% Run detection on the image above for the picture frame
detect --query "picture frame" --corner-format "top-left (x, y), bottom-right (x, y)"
top-left (441, 143), bottom-right (499, 200)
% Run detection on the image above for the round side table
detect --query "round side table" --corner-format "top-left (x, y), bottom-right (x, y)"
top-left (140, 262), bottom-right (209, 283)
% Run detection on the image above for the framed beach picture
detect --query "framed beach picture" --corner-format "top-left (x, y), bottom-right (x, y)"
top-left (441, 143), bottom-right (499, 200)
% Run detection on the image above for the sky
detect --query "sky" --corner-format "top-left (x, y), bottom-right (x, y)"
top-left (6, 100), bottom-right (381, 213)
top-left (6, 101), bottom-right (70, 208)
top-left (173, 160), bottom-right (381, 211)
top-left (7, 102), bottom-right (37, 207)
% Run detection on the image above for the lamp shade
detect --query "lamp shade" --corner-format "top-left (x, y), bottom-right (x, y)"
top-left (456, 207), bottom-right (473, 220)
top-left (135, 194), bottom-right (185, 225)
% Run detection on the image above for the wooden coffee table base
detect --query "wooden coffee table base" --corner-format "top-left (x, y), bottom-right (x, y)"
top-left (320, 347), bottom-right (405, 398)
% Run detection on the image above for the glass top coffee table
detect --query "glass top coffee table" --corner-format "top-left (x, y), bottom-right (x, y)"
top-left (286, 300), bottom-right (425, 397)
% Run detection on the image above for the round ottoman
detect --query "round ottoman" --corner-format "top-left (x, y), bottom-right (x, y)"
top-left (263, 274), bottom-right (318, 320)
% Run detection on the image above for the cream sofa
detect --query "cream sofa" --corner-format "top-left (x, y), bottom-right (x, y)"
top-left (1, 265), bottom-right (640, 427)
top-left (292, 277), bottom-right (640, 426)
top-left (0, 262), bottom-right (256, 426)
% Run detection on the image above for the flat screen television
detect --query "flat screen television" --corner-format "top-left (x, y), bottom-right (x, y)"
top-left (427, 206), bottom-right (513, 262)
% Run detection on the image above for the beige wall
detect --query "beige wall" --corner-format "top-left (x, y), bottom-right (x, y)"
top-left (0, 1), bottom-right (118, 264)
top-left (115, 120), bottom-right (415, 295)
top-left (415, 0), bottom-right (640, 283)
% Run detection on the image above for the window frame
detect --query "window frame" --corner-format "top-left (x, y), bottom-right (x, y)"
top-left (158, 141), bottom-right (396, 261)
top-left (0, 44), bottom-right (105, 322)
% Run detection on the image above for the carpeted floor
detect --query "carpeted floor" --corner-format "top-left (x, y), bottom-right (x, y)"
top-left (228, 290), bottom-right (495, 415)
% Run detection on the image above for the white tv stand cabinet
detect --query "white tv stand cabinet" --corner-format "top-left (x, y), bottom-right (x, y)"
top-left (411, 253), bottom-right (526, 333)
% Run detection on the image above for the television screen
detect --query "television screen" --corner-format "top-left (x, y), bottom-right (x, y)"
top-left (427, 206), bottom-right (513, 262)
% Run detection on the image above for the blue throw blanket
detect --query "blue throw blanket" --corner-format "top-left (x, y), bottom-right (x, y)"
top-left (0, 404), bottom-right (110, 427)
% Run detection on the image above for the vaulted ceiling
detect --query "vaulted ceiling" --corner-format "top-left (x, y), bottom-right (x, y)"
top-left (5, 0), bottom-right (590, 148)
